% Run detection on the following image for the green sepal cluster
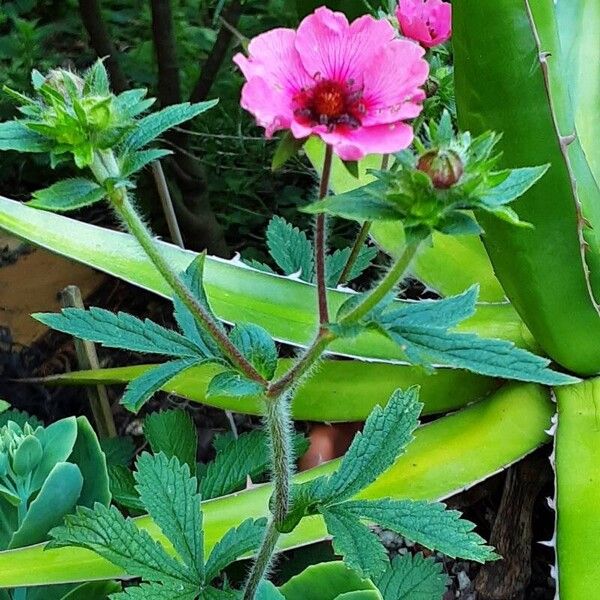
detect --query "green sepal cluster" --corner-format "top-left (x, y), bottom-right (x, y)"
top-left (48, 452), bottom-right (267, 600)
top-left (303, 112), bottom-right (548, 242)
top-left (278, 388), bottom-right (497, 579)
top-left (0, 60), bottom-right (216, 210)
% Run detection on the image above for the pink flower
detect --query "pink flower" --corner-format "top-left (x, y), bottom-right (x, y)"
top-left (396, 0), bottom-right (452, 48)
top-left (234, 7), bottom-right (429, 160)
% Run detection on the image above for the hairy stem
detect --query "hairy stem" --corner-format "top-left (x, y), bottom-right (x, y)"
top-left (315, 145), bottom-right (333, 325)
top-left (90, 151), bottom-right (266, 386)
top-left (339, 240), bottom-right (421, 325)
top-left (243, 394), bottom-right (294, 598)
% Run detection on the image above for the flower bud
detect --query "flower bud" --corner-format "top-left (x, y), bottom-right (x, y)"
top-left (417, 149), bottom-right (464, 189)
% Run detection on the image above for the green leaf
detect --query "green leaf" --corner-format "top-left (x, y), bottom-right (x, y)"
top-left (60, 580), bottom-right (122, 599)
top-left (325, 245), bottom-right (377, 287)
top-left (48, 503), bottom-right (197, 588)
top-left (100, 437), bottom-right (135, 467)
top-left (122, 359), bottom-right (199, 412)
top-left (135, 453), bottom-right (204, 581)
top-left (256, 581), bottom-right (286, 600)
top-left (204, 517), bottom-right (267, 582)
top-left (110, 582), bottom-right (197, 600)
top-left (9, 463), bottom-right (83, 549)
top-left (272, 132), bottom-right (307, 171)
top-left (477, 165), bottom-right (549, 207)
top-left (0, 120), bottom-right (52, 152)
top-left (84, 60), bottom-right (110, 96)
top-left (229, 323), bottom-right (278, 380)
top-left (0, 409), bottom-right (43, 429)
top-left (143, 410), bottom-right (198, 475)
top-left (108, 465), bottom-right (145, 512)
top-left (200, 430), bottom-right (308, 500)
top-left (374, 553), bottom-right (448, 600)
top-left (34, 308), bottom-right (204, 358)
top-left (0, 400), bottom-right (8, 414)
top-left (69, 416), bottom-right (111, 508)
top-left (321, 388), bottom-right (422, 502)
top-left (266, 216), bottom-right (314, 280)
top-left (343, 499), bottom-right (496, 562)
top-left (321, 506), bottom-right (388, 579)
top-left (121, 149), bottom-right (173, 178)
top-left (28, 178), bottom-right (106, 213)
top-left (303, 182), bottom-right (399, 223)
top-left (122, 101), bottom-right (218, 152)
top-left (280, 561), bottom-right (381, 600)
top-left (206, 371), bottom-right (264, 398)
top-left (113, 89), bottom-right (155, 119)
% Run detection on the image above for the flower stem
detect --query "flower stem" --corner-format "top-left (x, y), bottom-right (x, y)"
top-left (339, 239), bottom-right (421, 325)
top-left (337, 154), bottom-right (390, 286)
top-left (243, 394), bottom-right (294, 599)
top-left (315, 145), bottom-right (333, 325)
top-left (90, 151), bottom-right (267, 387)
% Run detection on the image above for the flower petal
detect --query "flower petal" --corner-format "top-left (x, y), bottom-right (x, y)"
top-left (239, 77), bottom-right (292, 137)
top-left (295, 7), bottom-right (395, 84)
top-left (361, 39), bottom-right (428, 127)
top-left (319, 121), bottom-right (415, 160)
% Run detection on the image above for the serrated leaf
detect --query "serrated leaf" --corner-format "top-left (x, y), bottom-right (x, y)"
top-left (229, 323), bottom-right (278, 380)
top-left (110, 582), bottom-right (197, 600)
top-left (374, 553), bottom-right (448, 600)
top-left (122, 359), bottom-right (198, 412)
top-left (243, 258), bottom-right (275, 274)
top-left (325, 245), bottom-right (378, 287)
top-left (84, 60), bottom-right (110, 96)
top-left (173, 254), bottom-right (224, 359)
top-left (321, 388), bottom-right (422, 502)
top-left (343, 499), bottom-right (497, 562)
top-left (266, 216), bottom-right (314, 280)
top-left (122, 101), bottom-right (218, 152)
top-left (200, 430), bottom-right (308, 500)
top-left (121, 149), bottom-right (173, 178)
top-left (100, 436), bottom-right (135, 467)
top-left (0, 120), bottom-right (53, 152)
top-left (206, 371), bottom-right (264, 399)
top-left (322, 506), bottom-right (389, 579)
top-left (144, 410), bottom-right (198, 474)
top-left (48, 503), bottom-right (197, 588)
top-left (135, 453), bottom-right (204, 581)
top-left (303, 182), bottom-right (400, 223)
top-left (28, 178), bottom-right (106, 212)
top-left (113, 89), bottom-right (155, 118)
top-left (204, 517), bottom-right (267, 581)
top-left (478, 165), bottom-right (549, 207)
top-left (34, 308), bottom-right (203, 358)
top-left (108, 465), bottom-right (145, 511)
top-left (271, 132), bottom-right (307, 171)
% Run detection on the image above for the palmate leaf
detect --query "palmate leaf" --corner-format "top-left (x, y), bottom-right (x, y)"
top-left (34, 308), bottom-right (205, 358)
top-left (108, 465), bottom-right (145, 511)
top-left (121, 359), bottom-right (199, 412)
top-left (322, 505), bottom-right (389, 579)
top-left (325, 245), bottom-right (378, 287)
top-left (229, 323), bottom-right (278, 380)
top-left (122, 100), bottom-right (218, 152)
top-left (206, 371), bottom-right (263, 398)
top-left (204, 517), bottom-right (267, 582)
top-left (266, 216), bottom-right (314, 280)
top-left (110, 582), bottom-right (197, 600)
top-left (343, 499), bottom-right (496, 563)
top-left (28, 178), bottom-right (106, 212)
top-left (374, 554), bottom-right (448, 600)
top-left (135, 453), bottom-right (204, 581)
top-left (48, 503), bottom-right (197, 589)
top-left (321, 388), bottom-right (422, 502)
top-left (144, 409), bottom-right (198, 474)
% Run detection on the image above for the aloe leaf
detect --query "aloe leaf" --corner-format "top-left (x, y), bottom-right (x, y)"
top-left (554, 377), bottom-right (600, 598)
top-left (453, 0), bottom-right (600, 375)
top-left (0, 382), bottom-right (553, 587)
top-left (0, 196), bottom-right (532, 362)
top-left (303, 139), bottom-right (504, 302)
top-left (39, 361), bottom-right (498, 422)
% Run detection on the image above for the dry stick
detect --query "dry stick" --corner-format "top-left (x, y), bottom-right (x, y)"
top-left (151, 161), bottom-right (185, 248)
top-left (60, 285), bottom-right (117, 438)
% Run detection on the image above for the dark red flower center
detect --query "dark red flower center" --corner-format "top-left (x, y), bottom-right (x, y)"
top-left (294, 78), bottom-right (365, 131)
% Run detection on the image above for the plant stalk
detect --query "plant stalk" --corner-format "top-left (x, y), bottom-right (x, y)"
top-left (242, 519), bottom-right (280, 600)
top-left (90, 151), bottom-right (266, 387)
top-left (315, 145), bottom-right (333, 324)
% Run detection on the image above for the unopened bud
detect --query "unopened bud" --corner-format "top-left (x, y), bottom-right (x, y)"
top-left (417, 149), bottom-right (464, 189)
